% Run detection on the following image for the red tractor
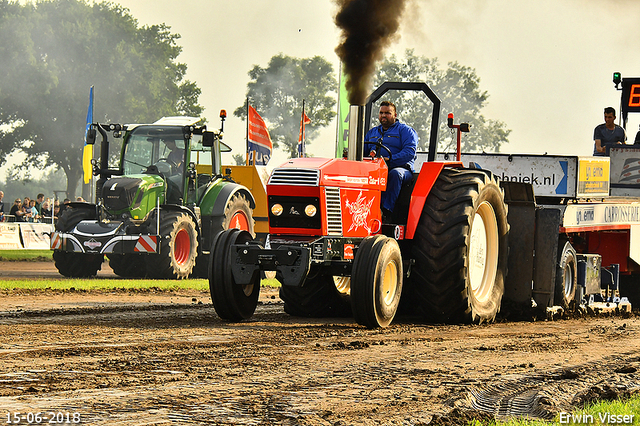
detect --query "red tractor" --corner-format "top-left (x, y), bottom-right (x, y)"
top-left (209, 82), bottom-right (509, 328)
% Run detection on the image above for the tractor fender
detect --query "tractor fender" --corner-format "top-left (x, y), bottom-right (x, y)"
top-left (200, 181), bottom-right (256, 249)
top-left (210, 182), bottom-right (256, 217)
top-left (406, 162), bottom-right (450, 240)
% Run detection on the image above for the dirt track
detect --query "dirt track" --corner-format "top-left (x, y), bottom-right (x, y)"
top-left (0, 262), bottom-right (640, 425)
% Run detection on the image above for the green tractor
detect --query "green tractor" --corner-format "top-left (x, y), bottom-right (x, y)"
top-left (51, 114), bottom-right (256, 279)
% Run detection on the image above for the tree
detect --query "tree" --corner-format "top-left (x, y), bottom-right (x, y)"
top-left (234, 54), bottom-right (337, 158)
top-left (0, 0), bottom-right (203, 199)
top-left (373, 49), bottom-right (510, 153)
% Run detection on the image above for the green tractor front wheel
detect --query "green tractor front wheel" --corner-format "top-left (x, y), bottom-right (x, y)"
top-left (146, 211), bottom-right (198, 279)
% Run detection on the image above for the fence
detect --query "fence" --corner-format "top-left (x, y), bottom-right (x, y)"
top-left (0, 222), bottom-right (54, 250)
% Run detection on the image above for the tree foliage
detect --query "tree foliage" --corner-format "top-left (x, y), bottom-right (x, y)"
top-left (0, 0), bottom-right (203, 198)
top-left (234, 54), bottom-right (337, 159)
top-left (373, 49), bottom-right (510, 153)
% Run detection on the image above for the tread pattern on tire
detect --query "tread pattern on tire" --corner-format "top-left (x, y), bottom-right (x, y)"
top-left (351, 236), bottom-right (403, 328)
top-left (410, 168), bottom-right (508, 324)
top-left (280, 273), bottom-right (351, 318)
top-left (146, 211), bottom-right (198, 279)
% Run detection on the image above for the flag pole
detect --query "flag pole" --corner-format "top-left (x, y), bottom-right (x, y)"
top-left (301, 99), bottom-right (306, 158)
top-left (245, 98), bottom-right (250, 166)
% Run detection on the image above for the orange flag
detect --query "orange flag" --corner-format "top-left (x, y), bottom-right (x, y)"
top-left (298, 110), bottom-right (311, 157)
top-left (247, 105), bottom-right (272, 165)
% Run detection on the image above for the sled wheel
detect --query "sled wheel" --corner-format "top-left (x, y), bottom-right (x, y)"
top-left (280, 273), bottom-right (351, 318)
top-left (411, 168), bottom-right (509, 324)
top-left (555, 240), bottom-right (577, 309)
top-left (146, 211), bottom-right (198, 279)
top-left (209, 229), bottom-right (260, 321)
top-left (351, 235), bottom-right (403, 328)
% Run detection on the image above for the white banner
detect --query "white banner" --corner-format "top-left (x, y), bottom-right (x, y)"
top-left (19, 223), bottom-right (54, 249)
top-left (0, 223), bottom-right (22, 249)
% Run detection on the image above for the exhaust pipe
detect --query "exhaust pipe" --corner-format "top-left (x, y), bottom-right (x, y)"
top-left (347, 105), bottom-right (365, 161)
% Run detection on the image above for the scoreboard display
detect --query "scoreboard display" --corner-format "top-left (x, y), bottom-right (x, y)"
top-left (621, 78), bottom-right (640, 114)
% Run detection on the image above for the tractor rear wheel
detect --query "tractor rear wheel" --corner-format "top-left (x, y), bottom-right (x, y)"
top-left (411, 168), bottom-right (509, 324)
top-left (209, 229), bottom-right (260, 321)
top-left (555, 240), bottom-right (577, 309)
top-left (351, 235), bottom-right (403, 328)
top-left (53, 206), bottom-right (103, 278)
top-left (146, 211), bottom-right (198, 279)
top-left (222, 192), bottom-right (255, 235)
top-left (280, 273), bottom-right (351, 318)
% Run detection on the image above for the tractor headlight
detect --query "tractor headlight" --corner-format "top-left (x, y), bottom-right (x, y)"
top-left (304, 204), bottom-right (317, 217)
top-left (271, 203), bottom-right (283, 216)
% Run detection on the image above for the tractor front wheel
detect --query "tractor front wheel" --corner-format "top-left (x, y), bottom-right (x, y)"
top-left (53, 206), bottom-right (103, 278)
top-left (209, 229), bottom-right (260, 321)
top-left (350, 235), bottom-right (403, 328)
top-left (146, 211), bottom-right (198, 279)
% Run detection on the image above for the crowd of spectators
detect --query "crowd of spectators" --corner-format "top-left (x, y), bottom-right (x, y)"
top-left (0, 191), bottom-right (73, 223)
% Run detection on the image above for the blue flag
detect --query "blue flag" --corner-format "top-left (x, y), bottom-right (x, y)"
top-left (83, 86), bottom-right (94, 184)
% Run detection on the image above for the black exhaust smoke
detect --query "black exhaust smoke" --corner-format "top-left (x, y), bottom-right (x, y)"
top-left (334, 0), bottom-right (407, 105)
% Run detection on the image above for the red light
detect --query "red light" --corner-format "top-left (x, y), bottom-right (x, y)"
top-left (447, 113), bottom-right (454, 119)
top-left (220, 109), bottom-right (227, 118)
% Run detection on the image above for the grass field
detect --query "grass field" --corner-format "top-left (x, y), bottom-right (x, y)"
top-left (0, 249), bottom-right (280, 290)
top-left (0, 249), bottom-right (53, 261)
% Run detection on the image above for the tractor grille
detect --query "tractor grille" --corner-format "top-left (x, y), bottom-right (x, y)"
top-left (268, 168), bottom-right (320, 186)
top-left (325, 187), bottom-right (342, 235)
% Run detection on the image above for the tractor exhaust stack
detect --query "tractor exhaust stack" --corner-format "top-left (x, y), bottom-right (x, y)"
top-left (347, 104), bottom-right (365, 162)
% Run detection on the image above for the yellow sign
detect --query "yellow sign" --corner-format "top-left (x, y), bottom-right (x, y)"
top-left (577, 157), bottom-right (610, 197)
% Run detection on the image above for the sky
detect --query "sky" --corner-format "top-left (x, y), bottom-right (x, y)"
top-left (113, 0), bottom-right (640, 166)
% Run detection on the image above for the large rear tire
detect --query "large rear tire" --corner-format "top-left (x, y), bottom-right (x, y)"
top-left (351, 235), bottom-right (403, 328)
top-left (222, 192), bottom-right (255, 235)
top-left (209, 229), bottom-right (260, 321)
top-left (280, 273), bottom-right (351, 318)
top-left (53, 206), bottom-right (103, 278)
top-left (555, 240), bottom-right (577, 309)
top-left (411, 168), bottom-right (509, 324)
top-left (146, 211), bottom-right (198, 279)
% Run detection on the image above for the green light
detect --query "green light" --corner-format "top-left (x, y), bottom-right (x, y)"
top-left (613, 72), bottom-right (622, 86)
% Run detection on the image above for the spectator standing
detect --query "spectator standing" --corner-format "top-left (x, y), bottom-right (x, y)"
top-left (40, 200), bottom-right (52, 222)
top-left (9, 199), bottom-right (25, 222)
top-left (35, 193), bottom-right (45, 215)
top-left (0, 190), bottom-right (4, 222)
top-left (28, 199), bottom-right (39, 222)
top-left (21, 198), bottom-right (33, 222)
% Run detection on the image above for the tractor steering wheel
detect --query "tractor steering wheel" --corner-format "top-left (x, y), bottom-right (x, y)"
top-left (367, 140), bottom-right (393, 162)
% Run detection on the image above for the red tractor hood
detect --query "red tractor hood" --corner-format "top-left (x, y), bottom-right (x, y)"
top-left (272, 157), bottom-right (388, 191)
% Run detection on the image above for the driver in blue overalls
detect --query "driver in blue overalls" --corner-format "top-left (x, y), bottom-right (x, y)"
top-left (364, 101), bottom-right (418, 219)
